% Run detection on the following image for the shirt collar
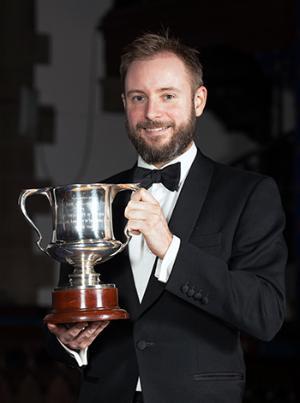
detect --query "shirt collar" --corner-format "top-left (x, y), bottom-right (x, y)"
top-left (137, 142), bottom-right (197, 187)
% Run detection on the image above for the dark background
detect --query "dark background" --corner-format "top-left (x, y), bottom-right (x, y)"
top-left (0, 0), bottom-right (299, 401)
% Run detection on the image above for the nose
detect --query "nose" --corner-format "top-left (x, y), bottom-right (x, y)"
top-left (145, 98), bottom-right (162, 120)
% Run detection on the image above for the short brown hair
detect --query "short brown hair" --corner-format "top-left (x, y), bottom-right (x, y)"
top-left (120, 32), bottom-right (204, 90)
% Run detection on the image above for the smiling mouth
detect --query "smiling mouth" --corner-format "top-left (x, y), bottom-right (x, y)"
top-left (143, 126), bottom-right (171, 133)
top-left (136, 120), bottom-right (174, 134)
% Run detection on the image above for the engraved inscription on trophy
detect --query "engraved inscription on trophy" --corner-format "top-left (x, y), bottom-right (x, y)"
top-left (57, 192), bottom-right (105, 241)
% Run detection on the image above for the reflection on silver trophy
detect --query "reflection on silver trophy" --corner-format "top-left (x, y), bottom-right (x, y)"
top-left (18, 183), bottom-right (140, 323)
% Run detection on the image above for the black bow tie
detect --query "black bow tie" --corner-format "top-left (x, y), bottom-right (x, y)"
top-left (134, 162), bottom-right (181, 191)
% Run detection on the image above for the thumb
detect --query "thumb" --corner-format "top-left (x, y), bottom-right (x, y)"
top-left (131, 188), bottom-right (156, 203)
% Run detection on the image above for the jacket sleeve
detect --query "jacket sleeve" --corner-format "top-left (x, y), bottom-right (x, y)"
top-left (165, 177), bottom-right (287, 341)
top-left (44, 325), bottom-right (82, 368)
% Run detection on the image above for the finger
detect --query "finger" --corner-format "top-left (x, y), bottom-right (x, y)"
top-left (130, 189), bottom-right (143, 201)
top-left (128, 229), bottom-right (141, 236)
top-left (128, 199), bottom-right (157, 210)
top-left (68, 321), bottom-right (110, 350)
top-left (54, 322), bottom-right (88, 344)
top-left (126, 207), bottom-right (149, 221)
top-left (73, 321), bottom-right (109, 341)
top-left (125, 201), bottom-right (159, 221)
top-left (127, 220), bottom-right (146, 234)
top-left (86, 321), bottom-right (109, 332)
top-left (47, 322), bottom-right (84, 335)
top-left (47, 323), bottom-right (63, 336)
top-left (137, 188), bottom-right (158, 202)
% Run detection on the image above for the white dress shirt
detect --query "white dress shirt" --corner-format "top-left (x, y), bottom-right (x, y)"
top-left (62, 143), bottom-right (198, 385)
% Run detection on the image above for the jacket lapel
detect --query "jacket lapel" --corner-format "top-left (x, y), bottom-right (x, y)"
top-left (168, 150), bottom-right (214, 241)
top-left (137, 150), bottom-right (215, 318)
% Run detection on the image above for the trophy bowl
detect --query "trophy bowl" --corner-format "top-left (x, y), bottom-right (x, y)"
top-left (18, 183), bottom-right (140, 324)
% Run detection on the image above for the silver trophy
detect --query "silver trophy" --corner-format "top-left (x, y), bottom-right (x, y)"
top-left (19, 183), bottom-right (139, 323)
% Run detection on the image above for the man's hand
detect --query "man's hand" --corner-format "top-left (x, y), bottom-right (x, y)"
top-left (47, 321), bottom-right (109, 350)
top-left (125, 188), bottom-right (173, 259)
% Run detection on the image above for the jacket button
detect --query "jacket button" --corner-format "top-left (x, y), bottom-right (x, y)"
top-left (193, 291), bottom-right (203, 300)
top-left (187, 287), bottom-right (195, 297)
top-left (181, 283), bottom-right (189, 294)
top-left (136, 340), bottom-right (147, 351)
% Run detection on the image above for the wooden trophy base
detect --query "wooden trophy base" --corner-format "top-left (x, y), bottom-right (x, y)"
top-left (43, 285), bottom-right (129, 324)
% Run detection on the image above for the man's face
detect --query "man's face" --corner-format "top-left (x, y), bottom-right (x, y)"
top-left (123, 52), bottom-right (207, 166)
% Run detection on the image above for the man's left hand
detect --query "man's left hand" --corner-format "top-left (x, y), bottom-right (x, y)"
top-left (125, 188), bottom-right (173, 259)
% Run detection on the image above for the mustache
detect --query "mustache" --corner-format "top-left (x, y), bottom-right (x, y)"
top-left (136, 120), bottom-right (175, 130)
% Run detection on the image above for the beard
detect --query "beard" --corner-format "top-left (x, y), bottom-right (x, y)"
top-left (126, 111), bottom-right (197, 165)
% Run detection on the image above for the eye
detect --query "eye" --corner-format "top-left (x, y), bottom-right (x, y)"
top-left (131, 94), bottom-right (145, 103)
top-left (163, 93), bottom-right (176, 101)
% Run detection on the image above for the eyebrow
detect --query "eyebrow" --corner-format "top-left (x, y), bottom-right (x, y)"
top-left (126, 90), bottom-right (145, 96)
top-left (159, 87), bottom-right (180, 92)
top-left (126, 87), bottom-right (180, 96)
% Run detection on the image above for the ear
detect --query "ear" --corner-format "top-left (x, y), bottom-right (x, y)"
top-left (121, 93), bottom-right (126, 109)
top-left (193, 86), bottom-right (207, 117)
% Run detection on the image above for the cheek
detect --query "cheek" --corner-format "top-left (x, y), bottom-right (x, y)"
top-left (126, 107), bottom-right (144, 124)
top-left (168, 107), bottom-right (188, 124)
top-left (168, 98), bottom-right (192, 120)
top-left (126, 111), bottom-right (138, 127)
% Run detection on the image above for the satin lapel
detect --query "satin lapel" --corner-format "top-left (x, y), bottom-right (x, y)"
top-left (137, 151), bottom-right (215, 318)
top-left (110, 167), bottom-right (141, 320)
top-left (168, 151), bottom-right (214, 241)
top-left (138, 257), bottom-right (164, 317)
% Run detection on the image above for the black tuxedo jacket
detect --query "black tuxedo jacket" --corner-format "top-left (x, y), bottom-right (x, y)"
top-left (48, 150), bottom-right (287, 403)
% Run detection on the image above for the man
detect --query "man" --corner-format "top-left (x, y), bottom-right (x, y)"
top-left (47, 33), bottom-right (287, 403)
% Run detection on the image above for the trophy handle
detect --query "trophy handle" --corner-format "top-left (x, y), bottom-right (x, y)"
top-left (110, 183), bottom-right (141, 257)
top-left (18, 188), bottom-right (52, 255)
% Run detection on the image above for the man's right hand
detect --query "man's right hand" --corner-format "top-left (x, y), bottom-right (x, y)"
top-left (47, 321), bottom-right (109, 350)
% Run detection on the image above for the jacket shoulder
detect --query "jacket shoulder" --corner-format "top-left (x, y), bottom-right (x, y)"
top-left (198, 152), bottom-right (280, 200)
top-left (210, 157), bottom-right (274, 188)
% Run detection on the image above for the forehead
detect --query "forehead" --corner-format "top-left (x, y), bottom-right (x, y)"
top-left (124, 52), bottom-right (192, 93)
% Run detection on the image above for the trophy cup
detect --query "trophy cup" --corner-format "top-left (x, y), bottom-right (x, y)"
top-left (18, 183), bottom-right (140, 324)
